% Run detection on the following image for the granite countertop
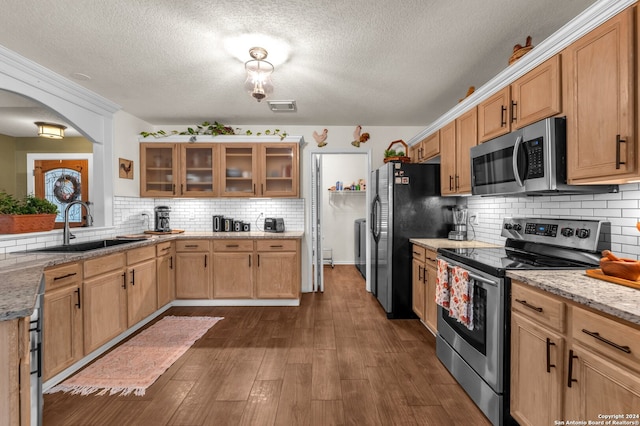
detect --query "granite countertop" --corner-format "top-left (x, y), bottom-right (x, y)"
top-left (409, 238), bottom-right (500, 251)
top-left (507, 269), bottom-right (640, 326)
top-left (0, 231), bottom-right (304, 322)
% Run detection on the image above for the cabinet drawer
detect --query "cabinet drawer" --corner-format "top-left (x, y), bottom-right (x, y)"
top-left (571, 305), bottom-right (640, 371)
top-left (127, 245), bottom-right (156, 265)
top-left (156, 241), bottom-right (173, 256)
top-left (84, 252), bottom-right (126, 278)
top-left (256, 239), bottom-right (297, 252)
top-left (412, 245), bottom-right (426, 262)
top-left (176, 240), bottom-right (210, 252)
top-left (425, 249), bottom-right (438, 265)
top-left (511, 282), bottom-right (565, 333)
top-left (213, 239), bottom-right (253, 252)
top-left (44, 262), bottom-right (82, 290)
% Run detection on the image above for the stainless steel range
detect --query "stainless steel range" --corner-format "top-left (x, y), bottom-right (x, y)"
top-left (436, 217), bottom-right (610, 426)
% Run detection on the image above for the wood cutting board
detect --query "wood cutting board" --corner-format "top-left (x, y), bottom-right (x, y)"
top-left (585, 269), bottom-right (640, 290)
top-left (144, 230), bottom-right (185, 235)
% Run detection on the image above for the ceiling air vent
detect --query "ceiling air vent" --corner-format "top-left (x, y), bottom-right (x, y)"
top-left (267, 100), bottom-right (297, 112)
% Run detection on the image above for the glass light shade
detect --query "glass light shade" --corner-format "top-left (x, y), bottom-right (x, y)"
top-left (244, 59), bottom-right (274, 102)
top-left (35, 122), bottom-right (66, 139)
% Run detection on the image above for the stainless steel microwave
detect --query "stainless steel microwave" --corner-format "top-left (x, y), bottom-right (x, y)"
top-left (470, 117), bottom-right (617, 196)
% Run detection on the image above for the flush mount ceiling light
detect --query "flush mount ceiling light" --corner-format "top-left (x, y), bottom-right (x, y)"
top-left (244, 47), bottom-right (274, 102)
top-left (268, 100), bottom-right (297, 112)
top-left (34, 122), bottom-right (66, 139)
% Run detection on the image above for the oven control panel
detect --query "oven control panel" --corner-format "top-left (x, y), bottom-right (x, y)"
top-left (501, 217), bottom-right (610, 252)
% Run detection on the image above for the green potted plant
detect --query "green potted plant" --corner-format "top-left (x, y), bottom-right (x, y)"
top-left (0, 192), bottom-right (58, 234)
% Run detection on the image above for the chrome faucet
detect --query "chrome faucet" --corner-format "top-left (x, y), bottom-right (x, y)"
top-left (63, 200), bottom-right (93, 245)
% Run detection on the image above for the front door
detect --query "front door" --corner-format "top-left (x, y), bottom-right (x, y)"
top-left (34, 159), bottom-right (89, 228)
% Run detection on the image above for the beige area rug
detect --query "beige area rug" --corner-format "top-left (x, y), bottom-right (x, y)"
top-left (46, 315), bottom-right (223, 397)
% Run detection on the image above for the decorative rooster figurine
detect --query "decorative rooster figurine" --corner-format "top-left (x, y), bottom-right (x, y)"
top-left (351, 125), bottom-right (370, 147)
top-left (313, 128), bottom-right (328, 147)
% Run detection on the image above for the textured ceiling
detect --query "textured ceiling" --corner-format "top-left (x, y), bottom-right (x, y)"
top-left (0, 0), bottom-right (597, 137)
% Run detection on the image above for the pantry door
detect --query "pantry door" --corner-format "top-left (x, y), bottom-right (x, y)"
top-left (34, 159), bottom-right (89, 228)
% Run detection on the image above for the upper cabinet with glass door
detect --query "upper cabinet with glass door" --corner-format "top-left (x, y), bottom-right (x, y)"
top-left (180, 144), bottom-right (218, 197)
top-left (140, 143), bottom-right (178, 197)
top-left (260, 143), bottom-right (298, 197)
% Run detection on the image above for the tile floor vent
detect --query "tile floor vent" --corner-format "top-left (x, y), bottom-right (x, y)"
top-left (268, 100), bottom-right (297, 112)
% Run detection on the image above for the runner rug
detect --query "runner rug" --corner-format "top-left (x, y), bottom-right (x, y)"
top-left (46, 315), bottom-right (223, 397)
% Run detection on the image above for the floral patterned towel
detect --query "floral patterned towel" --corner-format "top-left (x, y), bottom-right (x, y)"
top-left (449, 266), bottom-right (474, 330)
top-left (435, 259), bottom-right (450, 308)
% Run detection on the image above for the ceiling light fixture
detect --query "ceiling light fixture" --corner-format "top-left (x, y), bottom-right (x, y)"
top-left (244, 47), bottom-right (274, 102)
top-left (34, 122), bottom-right (66, 139)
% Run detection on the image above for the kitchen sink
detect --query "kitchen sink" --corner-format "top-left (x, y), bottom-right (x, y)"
top-left (31, 238), bottom-right (147, 253)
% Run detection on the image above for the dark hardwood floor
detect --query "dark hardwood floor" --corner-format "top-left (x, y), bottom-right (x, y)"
top-left (43, 265), bottom-right (491, 425)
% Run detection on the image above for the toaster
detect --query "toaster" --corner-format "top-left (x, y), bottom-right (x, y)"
top-left (264, 217), bottom-right (285, 233)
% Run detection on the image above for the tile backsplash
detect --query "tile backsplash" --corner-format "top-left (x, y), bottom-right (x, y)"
top-left (466, 183), bottom-right (640, 258)
top-left (0, 197), bottom-right (304, 254)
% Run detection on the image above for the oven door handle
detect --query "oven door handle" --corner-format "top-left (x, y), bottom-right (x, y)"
top-left (467, 272), bottom-right (498, 287)
top-left (512, 135), bottom-right (525, 187)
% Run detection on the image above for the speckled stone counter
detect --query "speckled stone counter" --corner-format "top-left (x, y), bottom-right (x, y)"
top-left (0, 231), bottom-right (304, 321)
top-left (409, 238), bottom-right (500, 251)
top-left (507, 269), bottom-right (640, 326)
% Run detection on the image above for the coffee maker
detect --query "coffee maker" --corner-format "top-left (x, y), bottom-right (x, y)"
top-left (448, 206), bottom-right (468, 241)
top-left (154, 206), bottom-right (171, 232)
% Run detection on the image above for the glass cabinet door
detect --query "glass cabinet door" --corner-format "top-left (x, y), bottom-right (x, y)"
top-left (261, 144), bottom-right (298, 197)
top-left (181, 144), bottom-right (218, 197)
top-left (140, 144), bottom-right (177, 197)
top-left (219, 144), bottom-right (257, 196)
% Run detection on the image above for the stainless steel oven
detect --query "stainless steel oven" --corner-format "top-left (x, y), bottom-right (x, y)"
top-left (436, 217), bottom-right (610, 426)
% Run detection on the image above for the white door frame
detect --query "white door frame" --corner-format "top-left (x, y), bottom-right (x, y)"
top-left (307, 149), bottom-right (372, 293)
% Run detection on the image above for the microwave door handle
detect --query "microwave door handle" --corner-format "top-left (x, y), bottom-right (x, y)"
top-left (512, 135), bottom-right (525, 187)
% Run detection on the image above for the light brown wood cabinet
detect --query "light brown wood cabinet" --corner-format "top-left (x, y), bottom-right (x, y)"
top-left (564, 7), bottom-right (637, 184)
top-left (156, 241), bottom-right (175, 307)
top-left (219, 143), bottom-right (299, 197)
top-left (43, 263), bottom-right (84, 381)
top-left (212, 239), bottom-right (254, 298)
top-left (411, 244), bottom-right (438, 334)
top-left (125, 246), bottom-right (157, 327)
top-left (411, 245), bottom-right (426, 321)
top-left (511, 280), bottom-right (640, 424)
top-left (256, 239), bottom-right (300, 299)
top-left (83, 253), bottom-right (128, 354)
top-left (411, 132), bottom-right (440, 163)
top-left (175, 240), bottom-right (211, 299)
top-left (478, 56), bottom-right (561, 143)
top-left (440, 108), bottom-right (478, 195)
top-left (0, 317), bottom-right (30, 426)
top-left (140, 143), bottom-right (219, 197)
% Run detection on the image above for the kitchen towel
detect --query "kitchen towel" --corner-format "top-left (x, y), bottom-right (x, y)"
top-left (449, 266), bottom-right (474, 330)
top-left (435, 259), bottom-right (450, 309)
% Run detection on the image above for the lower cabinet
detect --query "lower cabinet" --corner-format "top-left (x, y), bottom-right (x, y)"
top-left (43, 262), bottom-right (84, 381)
top-left (83, 253), bottom-right (128, 354)
top-left (411, 245), bottom-right (426, 321)
top-left (156, 241), bottom-right (175, 307)
top-left (0, 317), bottom-right (30, 426)
top-left (126, 246), bottom-right (157, 327)
top-left (424, 251), bottom-right (438, 333)
top-left (175, 240), bottom-right (211, 298)
top-left (212, 240), bottom-right (254, 298)
top-left (255, 239), bottom-right (300, 299)
top-left (511, 280), bottom-right (640, 424)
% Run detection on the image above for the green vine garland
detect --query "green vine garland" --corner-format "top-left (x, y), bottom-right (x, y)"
top-left (139, 121), bottom-right (288, 140)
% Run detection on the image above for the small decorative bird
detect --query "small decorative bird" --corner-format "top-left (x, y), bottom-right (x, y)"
top-left (313, 128), bottom-right (328, 147)
top-left (351, 125), bottom-right (370, 147)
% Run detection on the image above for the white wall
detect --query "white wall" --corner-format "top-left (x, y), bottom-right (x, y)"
top-left (113, 110), bottom-right (153, 197)
top-left (466, 184), bottom-right (640, 259)
top-left (321, 154), bottom-right (367, 264)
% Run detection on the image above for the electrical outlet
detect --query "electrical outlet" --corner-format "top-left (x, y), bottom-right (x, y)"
top-left (470, 213), bottom-right (480, 226)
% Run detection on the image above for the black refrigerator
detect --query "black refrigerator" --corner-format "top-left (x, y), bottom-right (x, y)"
top-left (369, 162), bottom-right (456, 318)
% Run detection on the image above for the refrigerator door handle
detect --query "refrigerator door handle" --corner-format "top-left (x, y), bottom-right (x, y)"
top-left (371, 195), bottom-right (381, 243)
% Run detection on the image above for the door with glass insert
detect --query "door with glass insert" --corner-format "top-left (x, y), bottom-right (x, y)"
top-left (140, 143), bottom-right (177, 197)
top-left (261, 143), bottom-right (298, 197)
top-left (219, 144), bottom-right (257, 196)
top-left (180, 144), bottom-right (218, 196)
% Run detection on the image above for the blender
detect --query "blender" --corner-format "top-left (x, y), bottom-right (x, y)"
top-left (448, 207), bottom-right (468, 241)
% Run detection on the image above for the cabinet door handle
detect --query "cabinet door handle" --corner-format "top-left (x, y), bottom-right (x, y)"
top-left (515, 298), bottom-right (543, 312)
top-left (253, 183), bottom-right (256, 195)
top-left (455, 175), bottom-right (459, 190)
top-left (161, 246), bottom-right (171, 252)
top-left (226, 244), bottom-right (239, 248)
top-left (418, 265), bottom-right (423, 281)
top-left (53, 272), bottom-right (77, 281)
top-left (581, 329), bottom-right (631, 354)
top-left (449, 176), bottom-right (453, 191)
top-left (181, 183), bottom-right (184, 193)
top-left (74, 288), bottom-right (81, 309)
top-left (204, 254), bottom-right (208, 268)
top-left (500, 105), bottom-right (507, 127)
top-left (567, 349), bottom-right (578, 388)
top-left (511, 101), bottom-right (517, 123)
top-left (169, 256), bottom-right (173, 270)
top-left (261, 184), bottom-right (264, 195)
top-left (172, 184), bottom-right (176, 194)
top-left (131, 269), bottom-right (135, 286)
top-left (185, 244), bottom-right (198, 248)
top-left (546, 338), bottom-right (556, 373)
top-left (249, 254), bottom-right (252, 267)
top-left (270, 245), bottom-right (283, 248)
top-left (121, 273), bottom-right (127, 289)
top-left (258, 254), bottom-right (260, 267)
top-left (616, 134), bottom-right (626, 169)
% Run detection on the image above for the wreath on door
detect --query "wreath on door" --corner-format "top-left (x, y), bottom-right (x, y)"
top-left (53, 174), bottom-right (82, 203)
